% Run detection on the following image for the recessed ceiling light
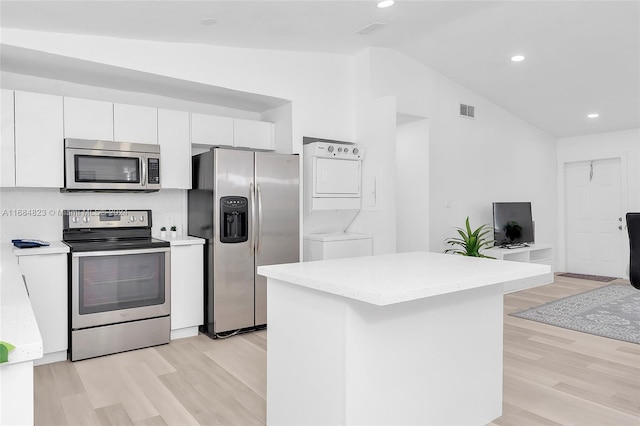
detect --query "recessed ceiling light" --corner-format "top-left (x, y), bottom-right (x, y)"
top-left (587, 113), bottom-right (600, 119)
top-left (377, 0), bottom-right (395, 9)
top-left (510, 55), bottom-right (525, 62)
top-left (200, 17), bottom-right (218, 26)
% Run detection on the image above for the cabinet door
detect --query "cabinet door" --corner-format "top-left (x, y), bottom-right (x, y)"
top-left (1, 89), bottom-right (15, 187)
top-left (191, 113), bottom-right (233, 147)
top-left (234, 118), bottom-right (274, 151)
top-left (64, 97), bottom-right (113, 141)
top-left (18, 254), bottom-right (68, 354)
top-left (158, 109), bottom-right (190, 189)
top-left (170, 244), bottom-right (204, 330)
top-left (114, 103), bottom-right (158, 144)
top-left (14, 91), bottom-right (64, 187)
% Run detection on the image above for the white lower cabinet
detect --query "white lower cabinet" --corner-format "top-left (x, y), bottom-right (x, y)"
top-left (169, 239), bottom-right (204, 339)
top-left (17, 253), bottom-right (68, 365)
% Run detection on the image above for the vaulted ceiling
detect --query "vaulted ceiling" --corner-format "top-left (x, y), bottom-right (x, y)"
top-left (1, 1), bottom-right (638, 138)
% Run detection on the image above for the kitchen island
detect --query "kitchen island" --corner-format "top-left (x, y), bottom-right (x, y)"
top-left (258, 252), bottom-right (552, 426)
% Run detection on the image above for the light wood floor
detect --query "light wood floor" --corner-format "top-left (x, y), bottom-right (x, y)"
top-left (35, 275), bottom-right (640, 425)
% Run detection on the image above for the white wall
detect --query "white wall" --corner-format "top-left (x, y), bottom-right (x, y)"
top-left (1, 29), bottom-right (356, 151)
top-left (352, 48), bottom-right (557, 256)
top-left (556, 128), bottom-right (640, 272)
top-left (396, 118), bottom-right (430, 252)
top-left (0, 188), bottom-right (184, 241)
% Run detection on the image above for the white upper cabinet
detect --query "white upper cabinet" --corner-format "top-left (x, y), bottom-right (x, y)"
top-left (64, 97), bottom-right (114, 141)
top-left (158, 108), bottom-right (191, 189)
top-left (233, 118), bottom-right (275, 151)
top-left (14, 91), bottom-right (64, 188)
top-left (1, 89), bottom-right (15, 187)
top-left (191, 113), bottom-right (274, 151)
top-left (114, 103), bottom-right (158, 144)
top-left (191, 113), bottom-right (233, 147)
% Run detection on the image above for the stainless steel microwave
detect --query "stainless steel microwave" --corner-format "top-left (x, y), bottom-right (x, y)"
top-left (63, 139), bottom-right (161, 192)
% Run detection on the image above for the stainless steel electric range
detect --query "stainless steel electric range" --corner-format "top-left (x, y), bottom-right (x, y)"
top-left (63, 209), bottom-right (171, 361)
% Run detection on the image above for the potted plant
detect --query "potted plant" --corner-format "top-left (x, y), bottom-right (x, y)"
top-left (444, 217), bottom-right (495, 258)
top-left (170, 225), bottom-right (178, 238)
top-left (160, 226), bottom-right (167, 238)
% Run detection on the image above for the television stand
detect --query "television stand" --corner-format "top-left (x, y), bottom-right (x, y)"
top-left (501, 243), bottom-right (529, 249)
top-left (483, 244), bottom-right (553, 293)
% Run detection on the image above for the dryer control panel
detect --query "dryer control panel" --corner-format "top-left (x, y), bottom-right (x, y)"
top-left (304, 142), bottom-right (365, 160)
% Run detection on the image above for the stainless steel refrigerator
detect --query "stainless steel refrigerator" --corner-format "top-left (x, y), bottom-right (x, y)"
top-left (188, 148), bottom-right (300, 337)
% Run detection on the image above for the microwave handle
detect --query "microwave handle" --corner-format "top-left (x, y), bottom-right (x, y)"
top-left (141, 156), bottom-right (147, 186)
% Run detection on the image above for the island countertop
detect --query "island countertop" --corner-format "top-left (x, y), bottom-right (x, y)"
top-left (258, 251), bottom-right (552, 306)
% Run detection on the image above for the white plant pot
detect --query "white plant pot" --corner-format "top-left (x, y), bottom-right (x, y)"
top-left (160, 231), bottom-right (166, 238)
top-left (171, 231), bottom-right (178, 238)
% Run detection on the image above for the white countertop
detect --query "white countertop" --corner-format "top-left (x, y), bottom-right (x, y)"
top-left (157, 234), bottom-right (205, 246)
top-left (12, 240), bottom-right (70, 256)
top-left (258, 252), bottom-right (552, 306)
top-left (0, 243), bottom-right (43, 365)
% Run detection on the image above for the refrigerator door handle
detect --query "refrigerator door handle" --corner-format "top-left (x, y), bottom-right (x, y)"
top-left (257, 183), bottom-right (263, 255)
top-left (250, 182), bottom-right (256, 255)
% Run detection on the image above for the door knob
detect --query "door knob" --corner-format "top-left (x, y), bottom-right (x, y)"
top-left (619, 217), bottom-right (623, 222)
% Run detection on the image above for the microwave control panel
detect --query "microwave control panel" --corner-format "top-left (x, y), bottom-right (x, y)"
top-left (148, 158), bottom-right (160, 184)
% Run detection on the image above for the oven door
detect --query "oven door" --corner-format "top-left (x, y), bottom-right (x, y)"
top-left (71, 247), bottom-right (171, 329)
top-left (65, 148), bottom-right (158, 191)
top-left (312, 157), bottom-right (361, 198)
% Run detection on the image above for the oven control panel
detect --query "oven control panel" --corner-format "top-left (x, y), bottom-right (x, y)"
top-left (63, 210), bottom-right (151, 229)
top-left (304, 142), bottom-right (365, 160)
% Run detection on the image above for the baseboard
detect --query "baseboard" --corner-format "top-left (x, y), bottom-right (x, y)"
top-left (171, 326), bottom-right (199, 340)
top-left (34, 350), bottom-right (67, 366)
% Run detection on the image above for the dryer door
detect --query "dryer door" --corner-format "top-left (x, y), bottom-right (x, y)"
top-left (314, 158), bottom-right (360, 197)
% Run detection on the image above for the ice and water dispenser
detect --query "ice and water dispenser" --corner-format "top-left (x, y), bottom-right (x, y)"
top-left (220, 196), bottom-right (248, 243)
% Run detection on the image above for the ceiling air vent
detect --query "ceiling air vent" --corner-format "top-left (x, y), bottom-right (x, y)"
top-left (459, 103), bottom-right (475, 119)
top-left (356, 22), bottom-right (389, 36)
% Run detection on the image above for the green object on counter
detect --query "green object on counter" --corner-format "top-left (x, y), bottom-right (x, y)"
top-left (0, 341), bottom-right (16, 363)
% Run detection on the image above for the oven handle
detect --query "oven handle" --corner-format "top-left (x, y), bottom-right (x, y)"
top-left (71, 247), bottom-right (170, 258)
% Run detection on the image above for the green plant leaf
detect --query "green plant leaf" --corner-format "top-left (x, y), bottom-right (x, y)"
top-left (444, 217), bottom-right (495, 257)
top-left (0, 341), bottom-right (16, 364)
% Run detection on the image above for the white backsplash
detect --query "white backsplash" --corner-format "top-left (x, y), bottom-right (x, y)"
top-left (0, 188), bottom-right (187, 242)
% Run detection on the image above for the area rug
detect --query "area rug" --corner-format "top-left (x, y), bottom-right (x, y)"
top-left (510, 284), bottom-right (640, 344)
top-left (557, 272), bottom-right (618, 282)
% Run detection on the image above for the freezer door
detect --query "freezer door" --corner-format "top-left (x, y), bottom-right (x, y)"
top-left (213, 148), bottom-right (256, 333)
top-left (254, 152), bottom-right (300, 326)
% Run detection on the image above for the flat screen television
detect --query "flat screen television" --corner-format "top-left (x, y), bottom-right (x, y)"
top-left (492, 202), bottom-right (534, 247)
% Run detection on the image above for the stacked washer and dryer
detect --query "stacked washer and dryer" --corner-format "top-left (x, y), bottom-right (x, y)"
top-left (303, 139), bottom-right (372, 261)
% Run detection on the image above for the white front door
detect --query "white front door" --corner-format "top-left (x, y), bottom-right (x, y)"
top-left (565, 158), bottom-right (624, 277)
